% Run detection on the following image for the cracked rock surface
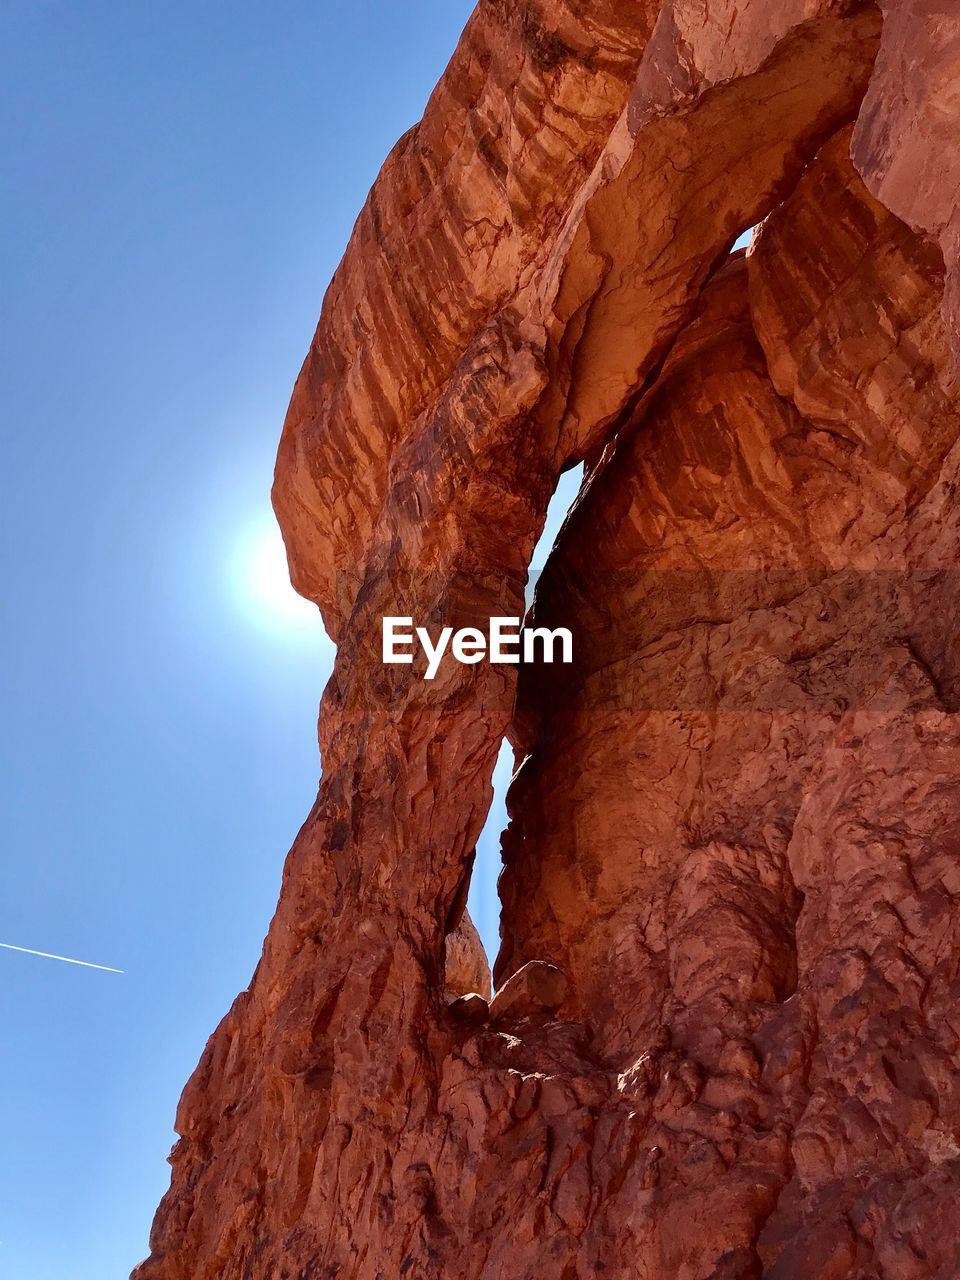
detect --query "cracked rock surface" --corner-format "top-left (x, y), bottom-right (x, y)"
top-left (136, 3), bottom-right (960, 1278)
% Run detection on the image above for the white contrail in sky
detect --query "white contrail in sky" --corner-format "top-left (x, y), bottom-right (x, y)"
top-left (0, 941), bottom-right (123, 974)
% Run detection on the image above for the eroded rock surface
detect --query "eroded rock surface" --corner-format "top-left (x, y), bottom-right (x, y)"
top-left (501, 132), bottom-right (960, 1274)
top-left (137, 3), bottom-right (960, 1278)
top-left (852, 0), bottom-right (960, 367)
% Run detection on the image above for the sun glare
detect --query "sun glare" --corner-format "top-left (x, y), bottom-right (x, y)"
top-left (236, 518), bottom-right (321, 631)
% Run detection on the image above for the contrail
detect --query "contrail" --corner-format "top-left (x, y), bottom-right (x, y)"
top-left (0, 941), bottom-right (123, 974)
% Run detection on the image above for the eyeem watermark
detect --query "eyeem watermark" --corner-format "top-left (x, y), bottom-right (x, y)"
top-left (382, 616), bottom-right (572, 680)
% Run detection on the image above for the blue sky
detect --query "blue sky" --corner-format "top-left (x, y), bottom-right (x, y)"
top-left (0, 3), bottom-right (494, 1276)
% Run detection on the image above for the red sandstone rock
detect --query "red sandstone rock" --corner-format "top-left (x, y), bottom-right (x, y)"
top-left (135, 5), bottom-right (960, 1279)
top-left (273, 0), bottom-right (658, 632)
top-left (446, 992), bottom-right (490, 1024)
top-left (503, 131), bottom-right (960, 1273)
top-left (488, 959), bottom-right (568, 1022)
top-left (444, 908), bottom-right (491, 1000)
top-left (852, 0), bottom-right (960, 367)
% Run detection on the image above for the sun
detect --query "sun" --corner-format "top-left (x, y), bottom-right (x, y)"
top-left (249, 525), bottom-right (313, 620)
top-left (235, 516), bottom-right (321, 632)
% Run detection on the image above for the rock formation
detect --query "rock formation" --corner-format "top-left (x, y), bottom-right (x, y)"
top-left (136, 3), bottom-right (960, 1278)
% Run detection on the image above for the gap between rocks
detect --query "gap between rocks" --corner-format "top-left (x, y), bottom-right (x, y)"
top-left (466, 462), bottom-right (586, 968)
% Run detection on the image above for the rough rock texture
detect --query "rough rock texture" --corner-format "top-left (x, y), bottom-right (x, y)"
top-left (852, 0), bottom-right (960, 366)
top-left (501, 132), bottom-right (960, 1273)
top-left (273, 0), bottom-right (657, 631)
top-left (444, 908), bottom-right (491, 1001)
top-left (137, 4), bottom-right (960, 1279)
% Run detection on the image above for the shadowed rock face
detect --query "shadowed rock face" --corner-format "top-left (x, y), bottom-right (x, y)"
top-left (136, 4), bottom-right (960, 1279)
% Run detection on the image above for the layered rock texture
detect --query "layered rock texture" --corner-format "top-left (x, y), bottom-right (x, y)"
top-left (137, 4), bottom-right (960, 1279)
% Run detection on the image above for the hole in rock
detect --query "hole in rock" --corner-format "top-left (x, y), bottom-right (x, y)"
top-left (468, 739), bottom-right (513, 968)
top-left (731, 224), bottom-right (757, 253)
top-left (467, 463), bottom-right (585, 966)
top-left (526, 461), bottom-right (585, 608)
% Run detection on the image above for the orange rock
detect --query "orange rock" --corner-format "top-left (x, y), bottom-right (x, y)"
top-left (852, 0), bottom-right (960, 367)
top-left (488, 959), bottom-right (568, 1023)
top-left (504, 132), bottom-right (960, 1274)
top-left (446, 992), bottom-right (490, 1025)
top-left (444, 907), bottom-right (490, 1000)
